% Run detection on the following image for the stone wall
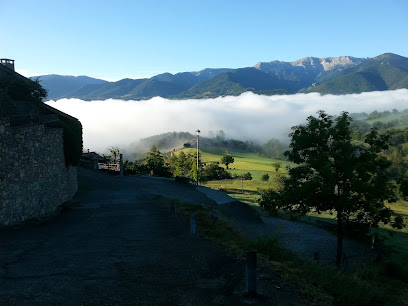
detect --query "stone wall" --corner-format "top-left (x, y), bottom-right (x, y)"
top-left (0, 119), bottom-right (77, 226)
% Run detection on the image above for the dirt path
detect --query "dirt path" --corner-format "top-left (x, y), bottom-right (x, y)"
top-left (0, 168), bottom-right (304, 305)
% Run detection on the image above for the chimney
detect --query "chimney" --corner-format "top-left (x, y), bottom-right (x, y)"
top-left (1, 59), bottom-right (15, 71)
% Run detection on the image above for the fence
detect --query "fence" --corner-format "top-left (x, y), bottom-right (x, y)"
top-left (98, 154), bottom-right (124, 176)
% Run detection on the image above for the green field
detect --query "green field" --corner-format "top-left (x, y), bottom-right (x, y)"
top-left (181, 147), bottom-right (292, 204)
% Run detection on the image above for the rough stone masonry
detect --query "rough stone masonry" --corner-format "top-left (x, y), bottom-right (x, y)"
top-left (0, 118), bottom-right (77, 226)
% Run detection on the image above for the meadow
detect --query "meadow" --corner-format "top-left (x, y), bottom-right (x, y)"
top-left (182, 147), bottom-right (291, 204)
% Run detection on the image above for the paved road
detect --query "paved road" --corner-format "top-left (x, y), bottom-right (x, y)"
top-left (0, 168), bottom-right (303, 305)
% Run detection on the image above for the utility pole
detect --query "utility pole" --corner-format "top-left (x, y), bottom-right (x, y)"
top-left (196, 130), bottom-right (200, 185)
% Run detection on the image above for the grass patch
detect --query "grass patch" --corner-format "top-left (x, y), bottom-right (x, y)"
top-left (162, 199), bottom-right (251, 255)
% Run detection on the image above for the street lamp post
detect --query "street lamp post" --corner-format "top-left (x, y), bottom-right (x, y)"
top-left (196, 129), bottom-right (200, 185)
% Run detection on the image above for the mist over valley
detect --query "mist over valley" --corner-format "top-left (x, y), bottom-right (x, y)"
top-left (46, 89), bottom-right (408, 155)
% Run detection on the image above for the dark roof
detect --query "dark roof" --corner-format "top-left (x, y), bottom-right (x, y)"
top-left (0, 61), bottom-right (80, 123)
top-left (41, 103), bottom-right (79, 121)
top-left (82, 152), bottom-right (104, 160)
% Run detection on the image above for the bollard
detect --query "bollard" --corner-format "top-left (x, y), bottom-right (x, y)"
top-left (170, 201), bottom-right (176, 216)
top-left (371, 234), bottom-right (376, 249)
top-left (245, 250), bottom-right (257, 296)
top-left (190, 214), bottom-right (198, 235)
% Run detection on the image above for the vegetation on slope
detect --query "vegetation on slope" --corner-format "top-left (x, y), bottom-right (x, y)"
top-left (307, 53), bottom-right (408, 94)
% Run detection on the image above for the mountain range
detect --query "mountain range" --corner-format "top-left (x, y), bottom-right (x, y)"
top-left (33, 53), bottom-right (408, 101)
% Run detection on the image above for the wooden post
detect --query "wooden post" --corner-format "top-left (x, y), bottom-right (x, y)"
top-left (246, 250), bottom-right (257, 296)
top-left (119, 154), bottom-right (124, 176)
top-left (190, 214), bottom-right (197, 235)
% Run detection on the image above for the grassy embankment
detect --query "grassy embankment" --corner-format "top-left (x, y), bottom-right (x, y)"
top-left (165, 197), bottom-right (408, 305)
top-left (176, 147), bottom-right (408, 304)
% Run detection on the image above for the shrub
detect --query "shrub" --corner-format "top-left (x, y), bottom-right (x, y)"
top-left (243, 172), bottom-right (252, 180)
top-left (203, 162), bottom-right (232, 180)
top-left (261, 173), bottom-right (270, 181)
top-left (258, 188), bottom-right (279, 215)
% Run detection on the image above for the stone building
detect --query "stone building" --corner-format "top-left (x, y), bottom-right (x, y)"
top-left (0, 60), bottom-right (81, 226)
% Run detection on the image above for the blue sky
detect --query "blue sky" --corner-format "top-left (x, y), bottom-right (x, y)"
top-left (1, 0), bottom-right (407, 81)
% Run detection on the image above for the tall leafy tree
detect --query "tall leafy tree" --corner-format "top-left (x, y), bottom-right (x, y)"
top-left (108, 146), bottom-right (120, 160)
top-left (173, 151), bottom-right (190, 177)
top-left (221, 155), bottom-right (234, 169)
top-left (146, 145), bottom-right (170, 177)
top-left (271, 162), bottom-right (281, 172)
top-left (259, 111), bottom-right (403, 268)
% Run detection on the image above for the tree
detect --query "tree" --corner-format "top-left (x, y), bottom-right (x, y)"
top-left (261, 174), bottom-right (270, 181)
top-left (272, 171), bottom-right (284, 191)
top-left (108, 146), bottom-right (120, 160)
top-left (259, 111), bottom-right (403, 268)
top-left (397, 174), bottom-right (408, 201)
top-left (146, 146), bottom-right (170, 177)
top-left (271, 162), bottom-right (281, 172)
top-left (262, 139), bottom-right (286, 159)
top-left (221, 155), bottom-right (234, 169)
top-left (173, 151), bottom-right (190, 177)
top-left (0, 75), bottom-right (47, 104)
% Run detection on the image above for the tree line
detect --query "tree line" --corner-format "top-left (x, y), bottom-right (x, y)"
top-left (124, 146), bottom-right (253, 183)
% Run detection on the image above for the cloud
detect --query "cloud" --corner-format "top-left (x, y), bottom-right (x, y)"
top-left (45, 89), bottom-right (408, 154)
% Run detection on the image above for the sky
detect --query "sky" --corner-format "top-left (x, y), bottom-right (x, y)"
top-left (1, 0), bottom-right (408, 81)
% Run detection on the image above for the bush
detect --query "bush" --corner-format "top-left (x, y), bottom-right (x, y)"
top-left (203, 162), bottom-right (232, 180)
top-left (261, 173), bottom-right (270, 181)
top-left (258, 189), bottom-right (279, 215)
top-left (124, 160), bottom-right (149, 175)
top-left (243, 172), bottom-right (252, 180)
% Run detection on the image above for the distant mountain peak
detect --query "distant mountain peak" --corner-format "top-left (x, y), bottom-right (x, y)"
top-left (253, 56), bottom-right (367, 76)
top-left (32, 53), bottom-right (408, 101)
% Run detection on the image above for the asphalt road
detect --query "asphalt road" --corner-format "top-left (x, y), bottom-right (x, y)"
top-left (0, 168), bottom-right (303, 305)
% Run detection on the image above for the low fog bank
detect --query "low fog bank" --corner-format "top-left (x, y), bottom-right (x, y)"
top-left (45, 89), bottom-right (408, 154)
